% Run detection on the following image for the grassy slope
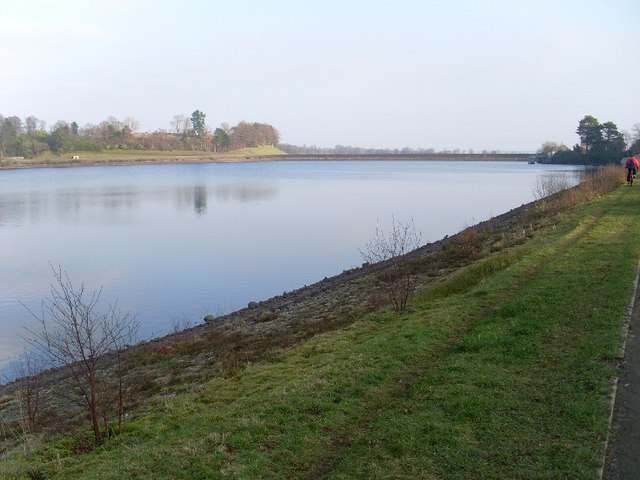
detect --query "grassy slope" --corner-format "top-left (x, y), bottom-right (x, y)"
top-left (66, 145), bottom-right (288, 159)
top-left (6, 185), bottom-right (640, 479)
top-left (1, 145), bottom-right (286, 167)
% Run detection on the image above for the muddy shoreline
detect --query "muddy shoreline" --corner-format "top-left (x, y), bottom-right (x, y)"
top-left (0, 152), bottom-right (533, 170)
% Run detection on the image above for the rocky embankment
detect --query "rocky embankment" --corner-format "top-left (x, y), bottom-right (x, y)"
top-left (0, 198), bottom-right (538, 415)
top-left (142, 198), bottom-right (537, 378)
top-left (208, 202), bottom-right (530, 330)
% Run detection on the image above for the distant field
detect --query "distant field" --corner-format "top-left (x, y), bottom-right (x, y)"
top-left (0, 145), bottom-right (287, 168)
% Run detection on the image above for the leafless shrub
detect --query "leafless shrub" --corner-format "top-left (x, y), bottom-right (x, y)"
top-left (256, 309), bottom-right (278, 323)
top-left (580, 165), bottom-right (625, 198)
top-left (375, 266), bottom-right (416, 312)
top-left (360, 217), bottom-right (422, 312)
top-left (361, 216), bottom-right (422, 263)
top-left (12, 351), bottom-right (47, 433)
top-left (23, 265), bottom-right (138, 444)
top-left (170, 315), bottom-right (195, 347)
top-left (532, 171), bottom-right (572, 200)
top-left (531, 166), bottom-right (624, 218)
top-left (450, 225), bottom-right (481, 259)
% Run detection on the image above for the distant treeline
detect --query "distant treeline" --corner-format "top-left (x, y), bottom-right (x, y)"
top-left (0, 111), bottom-right (279, 158)
top-left (278, 144), bottom-right (514, 156)
top-left (273, 153), bottom-right (533, 162)
top-left (2, 111), bottom-right (637, 164)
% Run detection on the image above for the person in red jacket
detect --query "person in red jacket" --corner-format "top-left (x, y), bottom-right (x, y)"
top-left (625, 154), bottom-right (639, 185)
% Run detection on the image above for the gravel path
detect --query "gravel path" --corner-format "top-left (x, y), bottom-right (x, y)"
top-left (603, 265), bottom-right (640, 479)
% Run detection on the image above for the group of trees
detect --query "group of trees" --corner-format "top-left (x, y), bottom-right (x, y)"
top-left (0, 115), bottom-right (143, 158)
top-left (539, 115), bottom-right (639, 164)
top-left (0, 112), bottom-right (280, 158)
top-left (139, 118), bottom-right (279, 153)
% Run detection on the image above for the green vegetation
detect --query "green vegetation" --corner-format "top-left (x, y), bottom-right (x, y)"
top-left (539, 115), bottom-right (638, 165)
top-left (2, 169), bottom-right (639, 479)
top-left (68, 145), bottom-right (285, 160)
top-left (0, 113), bottom-right (280, 160)
top-left (0, 145), bottom-right (286, 168)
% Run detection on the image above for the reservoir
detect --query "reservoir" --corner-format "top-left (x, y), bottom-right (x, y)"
top-left (0, 160), bottom-right (582, 367)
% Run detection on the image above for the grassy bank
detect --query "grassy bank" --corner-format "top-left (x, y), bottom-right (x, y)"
top-left (0, 145), bottom-right (286, 168)
top-left (2, 177), bottom-right (639, 478)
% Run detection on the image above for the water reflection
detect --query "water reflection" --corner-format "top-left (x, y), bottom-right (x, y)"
top-left (194, 186), bottom-right (207, 214)
top-left (214, 184), bottom-right (278, 204)
top-left (0, 181), bottom-right (280, 222)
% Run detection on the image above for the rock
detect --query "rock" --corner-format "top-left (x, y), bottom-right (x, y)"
top-left (248, 301), bottom-right (259, 310)
top-left (203, 314), bottom-right (216, 325)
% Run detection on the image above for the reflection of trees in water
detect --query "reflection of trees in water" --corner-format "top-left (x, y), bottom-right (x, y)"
top-left (214, 184), bottom-right (278, 203)
top-left (173, 185), bottom-right (208, 214)
top-left (173, 183), bottom-right (278, 214)
top-left (0, 192), bottom-right (44, 225)
top-left (0, 197), bottom-right (19, 226)
top-left (194, 186), bottom-right (207, 214)
top-left (100, 187), bottom-right (137, 210)
top-left (0, 187), bottom-right (140, 225)
top-left (0, 182), bottom-right (279, 223)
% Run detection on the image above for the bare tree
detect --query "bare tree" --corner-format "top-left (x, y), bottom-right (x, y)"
top-left (171, 114), bottom-right (190, 135)
top-left (123, 116), bottom-right (139, 133)
top-left (628, 123), bottom-right (640, 153)
top-left (12, 351), bottom-right (46, 431)
top-left (532, 172), bottom-right (572, 200)
top-left (112, 339), bottom-right (132, 435)
top-left (24, 266), bottom-right (138, 443)
top-left (24, 116), bottom-right (42, 135)
top-left (360, 217), bottom-right (422, 311)
top-left (0, 351), bottom-right (47, 454)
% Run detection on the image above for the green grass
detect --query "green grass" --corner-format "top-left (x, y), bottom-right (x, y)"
top-left (16, 145), bottom-right (287, 164)
top-left (73, 145), bottom-right (286, 159)
top-left (222, 146), bottom-right (287, 156)
top-left (3, 185), bottom-right (640, 479)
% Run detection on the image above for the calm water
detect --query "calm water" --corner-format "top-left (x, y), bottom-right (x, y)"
top-left (0, 160), bottom-right (582, 368)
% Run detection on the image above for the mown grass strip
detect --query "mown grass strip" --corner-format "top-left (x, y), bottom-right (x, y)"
top-left (327, 188), bottom-right (640, 480)
top-left (5, 186), bottom-right (640, 479)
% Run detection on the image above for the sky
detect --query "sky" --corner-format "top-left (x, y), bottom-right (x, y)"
top-left (1, 0), bottom-right (638, 152)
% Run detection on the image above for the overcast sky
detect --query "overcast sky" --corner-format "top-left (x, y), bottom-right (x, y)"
top-left (1, 0), bottom-right (638, 152)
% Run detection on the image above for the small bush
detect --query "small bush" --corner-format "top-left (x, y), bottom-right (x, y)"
top-left (256, 310), bottom-right (278, 323)
top-left (360, 216), bottom-right (422, 263)
top-left (26, 469), bottom-right (47, 480)
top-left (532, 172), bottom-right (572, 200)
top-left (67, 430), bottom-right (97, 454)
top-left (367, 291), bottom-right (388, 311)
top-left (360, 217), bottom-right (422, 312)
top-left (580, 165), bottom-right (624, 198)
top-left (376, 262), bottom-right (415, 312)
top-left (450, 226), bottom-right (481, 259)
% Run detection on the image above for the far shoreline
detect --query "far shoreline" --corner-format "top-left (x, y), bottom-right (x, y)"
top-left (0, 152), bottom-right (535, 170)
